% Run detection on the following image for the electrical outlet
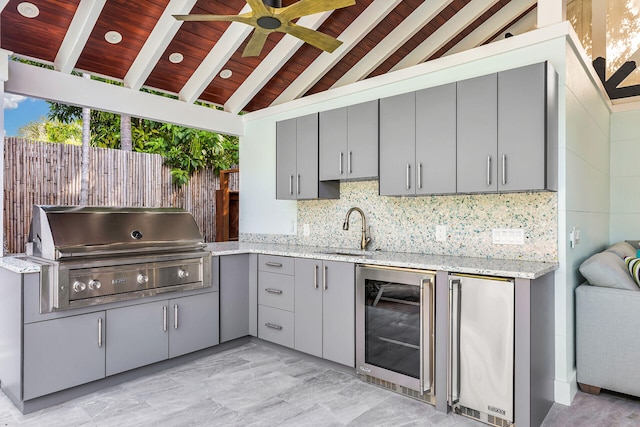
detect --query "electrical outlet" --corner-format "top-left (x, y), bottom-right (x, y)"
top-left (570, 226), bottom-right (581, 248)
top-left (492, 228), bottom-right (525, 245)
top-left (435, 225), bottom-right (447, 242)
top-left (303, 223), bottom-right (310, 236)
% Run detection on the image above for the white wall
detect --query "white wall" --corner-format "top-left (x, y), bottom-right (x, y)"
top-left (610, 109), bottom-right (640, 241)
top-left (554, 39), bottom-right (612, 405)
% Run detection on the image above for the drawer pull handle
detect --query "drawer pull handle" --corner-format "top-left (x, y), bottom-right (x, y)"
top-left (265, 262), bottom-right (283, 267)
top-left (265, 288), bottom-right (283, 294)
top-left (265, 322), bottom-right (283, 330)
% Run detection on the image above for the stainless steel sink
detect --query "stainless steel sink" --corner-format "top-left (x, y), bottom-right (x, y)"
top-left (324, 249), bottom-right (375, 257)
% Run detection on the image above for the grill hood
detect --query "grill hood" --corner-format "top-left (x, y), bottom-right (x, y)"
top-left (28, 205), bottom-right (206, 260)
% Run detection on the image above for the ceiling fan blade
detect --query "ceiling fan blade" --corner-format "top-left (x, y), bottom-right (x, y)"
top-left (279, 0), bottom-right (355, 20)
top-left (281, 22), bottom-right (343, 53)
top-left (242, 29), bottom-right (270, 57)
top-left (173, 14), bottom-right (253, 25)
top-left (246, 0), bottom-right (271, 15)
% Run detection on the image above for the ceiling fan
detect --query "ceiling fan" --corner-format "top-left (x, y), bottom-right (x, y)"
top-left (174, 0), bottom-right (355, 57)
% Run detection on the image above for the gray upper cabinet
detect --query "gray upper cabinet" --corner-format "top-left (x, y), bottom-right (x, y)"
top-left (276, 114), bottom-right (339, 200)
top-left (23, 311), bottom-right (106, 400)
top-left (294, 258), bottom-right (355, 367)
top-left (456, 73), bottom-right (498, 193)
top-left (498, 62), bottom-right (558, 192)
top-left (379, 92), bottom-right (416, 196)
top-left (457, 62), bottom-right (558, 194)
top-left (319, 100), bottom-right (379, 181)
top-left (416, 83), bottom-right (457, 195)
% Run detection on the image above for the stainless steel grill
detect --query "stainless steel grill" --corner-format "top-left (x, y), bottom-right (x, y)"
top-left (27, 205), bottom-right (212, 313)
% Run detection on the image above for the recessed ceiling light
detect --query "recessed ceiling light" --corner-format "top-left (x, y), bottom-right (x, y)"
top-left (104, 31), bottom-right (123, 44)
top-left (17, 2), bottom-right (39, 18)
top-left (169, 52), bottom-right (184, 64)
top-left (220, 69), bottom-right (232, 79)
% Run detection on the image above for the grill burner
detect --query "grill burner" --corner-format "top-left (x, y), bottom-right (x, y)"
top-left (27, 205), bottom-right (212, 313)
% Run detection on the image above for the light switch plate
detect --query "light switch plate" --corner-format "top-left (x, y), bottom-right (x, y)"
top-left (492, 228), bottom-right (525, 245)
top-left (435, 225), bottom-right (447, 242)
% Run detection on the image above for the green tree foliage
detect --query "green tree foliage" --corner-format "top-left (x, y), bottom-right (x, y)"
top-left (47, 102), bottom-right (239, 186)
top-left (18, 118), bottom-right (82, 145)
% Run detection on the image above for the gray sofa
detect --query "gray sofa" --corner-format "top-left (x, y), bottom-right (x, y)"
top-left (576, 241), bottom-right (640, 397)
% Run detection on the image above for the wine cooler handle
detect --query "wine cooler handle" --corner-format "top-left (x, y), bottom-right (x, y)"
top-left (448, 278), bottom-right (461, 406)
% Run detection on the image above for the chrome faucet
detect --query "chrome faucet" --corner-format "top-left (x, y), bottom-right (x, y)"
top-left (342, 207), bottom-right (371, 251)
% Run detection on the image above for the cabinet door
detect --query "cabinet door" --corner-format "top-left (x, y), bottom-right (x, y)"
top-left (296, 113), bottom-right (319, 199)
top-left (319, 107), bottom-right (347, 181)
top-left (379, 92), bottom-right (416, 196)
top-left (169, 291), bottom-right (220, 358)
top-left (347, 100), bottom-right (379, 180)
top-left (276, 118), bottom-right (297, 200)
top-left (457, 74), bottom-right (498, 193)
top-left (498, 63), bottom-right (546, 192)
top-left (23, 311), bottom-right (105, 400)
top-left (322, 261), bottom-right (355, 367)
top-left (294, 258), bottom-right (323, 358)
top-left (220, 254), bottom-right (250, 342)
top-left (106, 301), bottom-right (168, 376)
top-left (416, 83), bottom-right (457, 195)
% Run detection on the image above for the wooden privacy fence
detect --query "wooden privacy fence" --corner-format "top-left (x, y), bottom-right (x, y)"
top-left (4, 138), bottom-right (238, 254)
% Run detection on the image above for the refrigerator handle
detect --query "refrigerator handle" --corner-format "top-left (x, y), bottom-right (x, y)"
top-left (420, 277), bottom-right (434, 395)
top-left (448, 278), bottom-right (461, 406)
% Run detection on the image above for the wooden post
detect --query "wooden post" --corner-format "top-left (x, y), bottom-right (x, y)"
top-left (216, 168), bottom-right (239, 242)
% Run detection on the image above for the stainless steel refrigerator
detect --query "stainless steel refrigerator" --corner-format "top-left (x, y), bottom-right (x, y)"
top-left (448, 274), bottom-right (515, 426)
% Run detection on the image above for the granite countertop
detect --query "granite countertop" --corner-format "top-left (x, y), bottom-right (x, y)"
top-left (0, 243), bottom-right (558, 279)
top-left (206, 242), bottom-right (558, 279)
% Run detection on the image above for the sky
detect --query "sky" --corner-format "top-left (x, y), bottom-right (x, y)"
top-left (3, 93), bottom-right (50, 137)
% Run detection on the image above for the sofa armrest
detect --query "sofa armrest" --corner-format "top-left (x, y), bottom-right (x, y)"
top-left (576, 284), bottom-right (640, 397)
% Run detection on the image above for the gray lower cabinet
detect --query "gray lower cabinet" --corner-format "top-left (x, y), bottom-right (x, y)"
top-left (319, 100), bottom-right (379, 181)
top-left (23, 311), bottom-right (106, 400)
top-left (276, 114), bottom-right (339, 200)
top-left (220, 254), bottom-right (251, 342)
top-left (106, 301), bottom-right (169, 376)
top-left (294, 258), bottom-right (355, 367)
top-left (257, 255), bottom-right (295, 348)
top-left (169, 292), bottom-right (220, 358)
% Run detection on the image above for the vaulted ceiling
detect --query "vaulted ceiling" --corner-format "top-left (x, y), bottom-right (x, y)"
top-left (1, 0), bottom-right (538, 115)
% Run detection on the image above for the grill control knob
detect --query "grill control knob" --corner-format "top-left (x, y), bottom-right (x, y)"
top-left (137, 274), bottom-right (149, 285)
top-left (88, 280), bottom-right (102, 290)
top-left (73, 281), bottom-right (87, 293)
top-left (178, 269), bottom-right (189, 279)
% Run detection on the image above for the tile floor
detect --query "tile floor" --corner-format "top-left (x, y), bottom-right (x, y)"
top-left (0, 340), bottom-right (639, 426)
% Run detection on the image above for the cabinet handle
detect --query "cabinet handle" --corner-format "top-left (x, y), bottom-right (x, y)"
top-left (265, 322), bottom-right (283, 330)
top-left (406, 163), bottom-right (411, 190)
top-left (418, 162), bottom-right (422, 189)
top-left (289, 174), bottom-right (293, 195)
top-left (502, 154), bottom-right (507, 186)
top-left (323, 265), bottom-right (328, 290)
top-left (348, 151), bottom-right (352, 174)
top-left (98, 318), bottom-right (103, 348)
top-left (265, 261), bottom-right (282, 268)
top-left (486, 156), bottom-right (492, 186)
top-left (314, 264), bottom-right (318, 289)
top-left (297, 174), bottom-right (301, 195)
top-left (265, 287), bottom-right (283, 294)
top-left (174, 304), bottom-right (178, 329)
top-left (339, 152), bottom-right (343, 175)
top-left (163, 305), bottom-right (168, 332)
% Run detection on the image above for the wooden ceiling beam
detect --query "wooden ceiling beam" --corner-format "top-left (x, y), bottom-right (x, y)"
top-left (124, 0), bottom-right (198, 91)
top-left (444, 0), bottom-right (536, 57)
top-left (391, 0), bottom-right (501, 72)
top-left (225, 11), bottom-right (333, 114)
top-left (272, 0), bottom-right (402, 106)
top-left (331, 0), bottom-right (454, 89)
top-left (54, 0), bottom-right (107, 74)
top-left (179, 5), bottom-right (252, 104)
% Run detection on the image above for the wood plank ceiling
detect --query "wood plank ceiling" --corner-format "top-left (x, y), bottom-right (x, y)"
top-left (0, 0), bottom-right (537, 115)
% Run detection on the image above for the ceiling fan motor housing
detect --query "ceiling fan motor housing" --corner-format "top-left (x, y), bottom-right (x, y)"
top-left (263, 0), bottom-right (283, 8)
top-left (257, 16), bottom-right (281, 29)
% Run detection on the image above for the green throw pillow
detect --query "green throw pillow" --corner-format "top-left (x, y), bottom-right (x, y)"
top-left (624, 256), bottom-right (640, 287)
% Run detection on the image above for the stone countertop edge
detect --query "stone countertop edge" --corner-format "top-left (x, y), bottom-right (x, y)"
top-left (206, 242), bottom-right (558, 280)
top-left (0, 255), bottom-right (42, 274)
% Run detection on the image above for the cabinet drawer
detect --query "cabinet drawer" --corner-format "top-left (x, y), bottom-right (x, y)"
top-left (259, 272), bottom-right (294, 311)
top-left (258, 305), bottom-right (294, 348)
top-left (258, 254), bottom-right (294, 275)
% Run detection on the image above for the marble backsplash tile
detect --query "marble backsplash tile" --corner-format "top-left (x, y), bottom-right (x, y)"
top-left (241, 180), bottom-right (557, 262)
